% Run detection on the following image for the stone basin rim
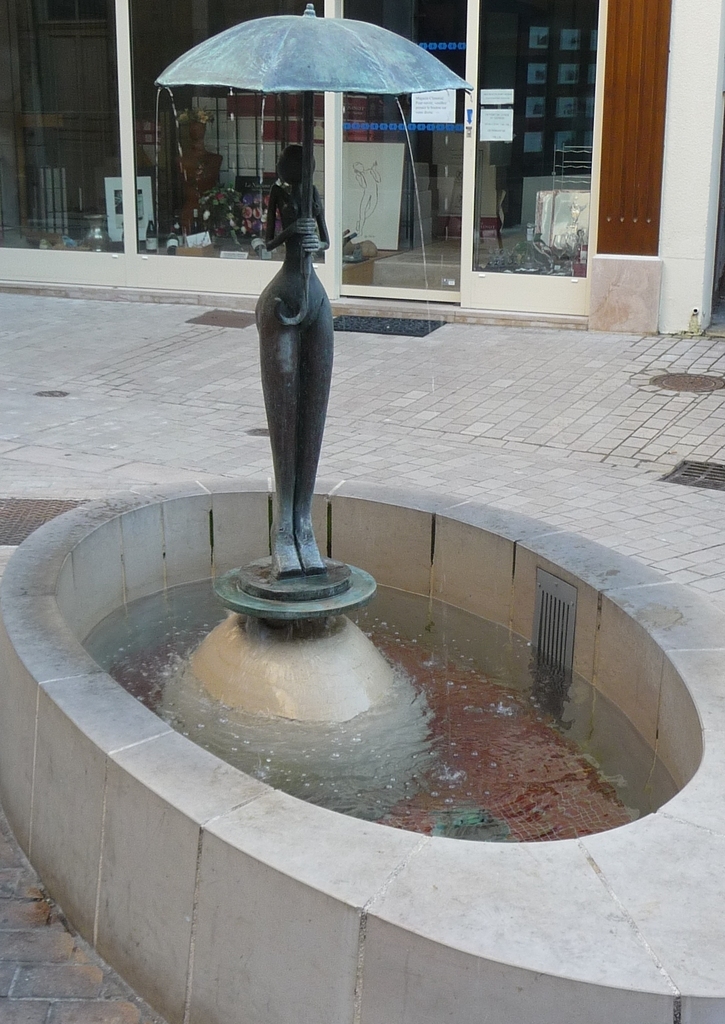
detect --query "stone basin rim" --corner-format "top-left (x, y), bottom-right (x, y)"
top-left (0, 479), bottom-right (723, 1023)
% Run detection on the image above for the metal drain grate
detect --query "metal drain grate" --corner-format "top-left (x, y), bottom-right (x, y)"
top-left (34, 390), bottom-right (69, 398)
top-left (0, 498), bottom-right (85, 545)
top-left (662, 460), bottom-right (725, 490)
top-left (532, 569), bottom-right (577, 679)
top-left (650, 373), bottom-right (725, 393)
top-left (333, 316), bottom-right (445, 337)
top-left (245, 427), bottom-right (270, 437)
top-left (187, 309), bottom-right (256, 329)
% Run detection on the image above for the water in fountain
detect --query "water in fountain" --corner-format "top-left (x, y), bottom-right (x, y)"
top-left (85, 580), bottom-right (676, 842)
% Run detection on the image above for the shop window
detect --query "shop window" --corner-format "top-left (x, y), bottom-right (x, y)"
top-left (130, 0), bottom-right (324, 260)
top-left (0, 0), bottom-right (121, 250)
top-left (474, 0), bottom-right (598, 277)
top-left (342, 0), bottom-right (467, 294)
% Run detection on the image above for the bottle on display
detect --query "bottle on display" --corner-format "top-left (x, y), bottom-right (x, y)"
top-left (166, 221), bottom-right (179, 255)
top-left (191, 209), bottom-right (200, 236)
top-left (145, 220), bottom-right (158, 252)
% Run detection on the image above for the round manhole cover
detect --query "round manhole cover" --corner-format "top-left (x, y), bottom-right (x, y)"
top-left (245, 427), bottom-right (270, 437)
top-left (650, 373), bottom-right (725, 393)
top-left (34, 390), bottom-right (69, 398)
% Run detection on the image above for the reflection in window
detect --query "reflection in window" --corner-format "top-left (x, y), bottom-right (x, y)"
top-left (0, 0), bottom-right (121, 249)
top-left (131, 0), bottom-right (324, 260)
top-left (474, 0), bottom-right (599, 277)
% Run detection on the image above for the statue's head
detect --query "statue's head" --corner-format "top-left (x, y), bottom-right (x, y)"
top-left (276, 144), bottom-right (313, 187)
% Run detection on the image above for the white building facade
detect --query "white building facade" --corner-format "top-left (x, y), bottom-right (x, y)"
top-left (0, 0), bottom-right (722, 334)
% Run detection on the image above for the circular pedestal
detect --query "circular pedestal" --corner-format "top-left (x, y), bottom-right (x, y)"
top-left (214, 561), bottom-right (377, 620)
top-left (190, 612), bottom-right (395, 722)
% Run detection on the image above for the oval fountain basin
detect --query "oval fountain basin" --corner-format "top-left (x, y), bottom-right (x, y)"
top-left (0, 483), bottom-right (722, 1024)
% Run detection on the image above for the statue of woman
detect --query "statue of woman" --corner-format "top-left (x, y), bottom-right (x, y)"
top-left (256, 144), bottom-right (333, 579)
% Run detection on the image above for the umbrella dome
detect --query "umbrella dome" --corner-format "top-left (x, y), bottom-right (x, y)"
top-left (156, 4), bottom-right (471, 94)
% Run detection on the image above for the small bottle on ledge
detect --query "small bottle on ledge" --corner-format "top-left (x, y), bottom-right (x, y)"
top-left (145, 219), bottom-right (158, 252)
top-left (166, 220), bottom-right (179, 255)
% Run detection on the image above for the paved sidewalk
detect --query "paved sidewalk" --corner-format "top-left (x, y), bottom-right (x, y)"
top-left (1, 294), bottom-right (724, 604)
top-left (1, 292), bottom-right (725, 1018)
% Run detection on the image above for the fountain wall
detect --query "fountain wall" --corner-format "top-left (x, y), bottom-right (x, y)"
top-left (0, 480), bottom-right (722, 1024)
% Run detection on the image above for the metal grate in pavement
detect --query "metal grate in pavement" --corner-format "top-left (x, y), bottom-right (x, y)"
top-left (651, 373), bottom-right (725, 393)
top-left (34, 390), bottom-right (69, 398)
top-left (245, 427), bottom-right (270, 436)
top-left (0, 498), bottom-right (85, 545)
top-left (662, 460), bottom-right (725, 491)
top-left (187, 309), bottom-right (256, 329)
top-left (333, 315), bottom-right (445, 337)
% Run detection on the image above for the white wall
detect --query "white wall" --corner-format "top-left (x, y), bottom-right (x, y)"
top-left (658, 0), bottom-right (725, 333)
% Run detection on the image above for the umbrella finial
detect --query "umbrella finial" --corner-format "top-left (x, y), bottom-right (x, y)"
top-left (303, 3), bottom-right (316, 16)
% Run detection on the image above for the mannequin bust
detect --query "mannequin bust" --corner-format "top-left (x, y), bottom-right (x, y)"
top-left (179, 117), bottom-right (222, 234)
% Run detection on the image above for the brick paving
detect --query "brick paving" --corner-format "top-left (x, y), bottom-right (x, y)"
top-left (1, 292), bottom-right (725, 1009)
top-left (0, 802), bottom-right (164, 1023)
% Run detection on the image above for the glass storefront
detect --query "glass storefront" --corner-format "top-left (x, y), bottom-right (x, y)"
top-left (130, 0), bottom-right (324, 260)
top-left (342, 0), bottom-right (467, 295)
top-left (0, 0), bottom-right (120, 250)
top-left (0, 0), bottom-right (603, 313)
top-left (473, 0), bottom-right (598, 278)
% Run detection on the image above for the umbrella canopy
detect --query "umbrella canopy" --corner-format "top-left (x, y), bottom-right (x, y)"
top-left (156, 3), bottom-right (471, 94)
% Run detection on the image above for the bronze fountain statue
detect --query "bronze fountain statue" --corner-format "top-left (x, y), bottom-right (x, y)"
top-left (157, 5), bottom-right (470, 691)
top-left (257, 141), bottom-right (333, 579)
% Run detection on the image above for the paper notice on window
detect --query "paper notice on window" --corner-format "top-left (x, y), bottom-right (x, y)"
top-left (411, 89), bottom-right (456, 123)
top-left (479, 89), bottom-right (514, 106)
top-left (479, 107), bottom-right (514, 142)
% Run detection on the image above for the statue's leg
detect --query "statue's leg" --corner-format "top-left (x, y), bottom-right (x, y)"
top-left (294, 298), bottom-right (334, 574)
top-left (259, 315), bottom-right (303, 578)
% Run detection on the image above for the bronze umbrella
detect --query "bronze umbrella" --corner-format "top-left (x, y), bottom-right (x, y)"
top-left (156, 3), bottom-right (471, 320)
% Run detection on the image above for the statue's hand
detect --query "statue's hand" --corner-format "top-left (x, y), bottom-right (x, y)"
top-left (295, 217), bottom-right (319, 253)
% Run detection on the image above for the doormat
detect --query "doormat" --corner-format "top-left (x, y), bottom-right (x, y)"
top-left (188, 310), bottom-right (256, 329)
top-left (661, 460), bottom-right (725, 491)
top-left (0, 498), bottom-right (86, 546)
top-left (333, 316), bottom-right (446, 337)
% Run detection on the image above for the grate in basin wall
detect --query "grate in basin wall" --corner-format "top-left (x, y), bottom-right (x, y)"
top-left (532, 569), bottom-right (577, 680)
top-left (0, 498), bottom-right (85, 545)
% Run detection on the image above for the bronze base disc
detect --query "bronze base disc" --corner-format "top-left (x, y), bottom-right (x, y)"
top-left (233, 557), bottom-right (352, 602)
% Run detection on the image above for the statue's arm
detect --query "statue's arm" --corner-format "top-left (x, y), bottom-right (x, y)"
top-left (313, 187), bottom-right (330, 252)
top-left (264, 185), bottom-right (325, 253)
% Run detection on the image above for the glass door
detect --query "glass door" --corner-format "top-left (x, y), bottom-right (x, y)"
top-left (461, 0), bottom-right (601, 315)
top-left (341, 0), bottom-right (467, 301)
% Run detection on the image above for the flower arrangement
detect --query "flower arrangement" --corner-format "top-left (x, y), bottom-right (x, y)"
top-left (199, 185), bottom-right (262, 241)
top-left (178, 107), bottom-right (214, 125)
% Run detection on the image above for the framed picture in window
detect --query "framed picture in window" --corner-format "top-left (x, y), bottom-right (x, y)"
top-left (555, 130), bottom-right (576, 150)
top-left (527, 63), bottom-right (548, 85)
top-left (529, 26), bottom-right (549, 49)
top-left (104, 176), bottom-right (153, 242)
top-left (556, 97), bottom-right (578, 118)
top-left (558, 63), bottom-right (580, 85)
top-left (526, 96), bottom-right (546, 118)
top-left (560, 29), bottom-right (581, 51)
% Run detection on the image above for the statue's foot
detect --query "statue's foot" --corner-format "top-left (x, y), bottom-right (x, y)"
top-left (272, 529), bottom-right (303, 579)
top-left (295, 519), bottom-right (326, 576)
